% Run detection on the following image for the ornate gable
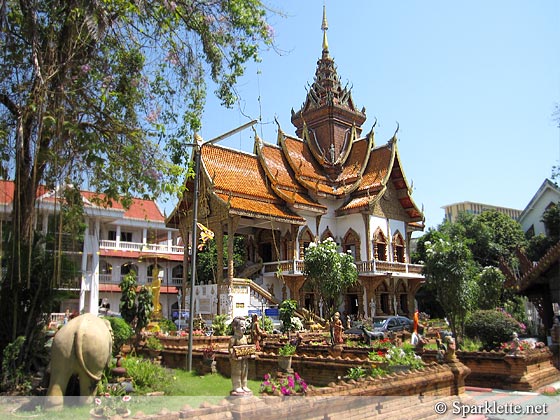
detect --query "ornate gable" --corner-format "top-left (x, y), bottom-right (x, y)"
top-left (290, 6), bottom-right (366, 178)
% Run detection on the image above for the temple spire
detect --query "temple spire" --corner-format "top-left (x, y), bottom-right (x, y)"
top-left (321, 4), bottom-right (329, 55)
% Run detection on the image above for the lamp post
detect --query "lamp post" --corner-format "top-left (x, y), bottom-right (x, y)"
top-left (186, 119), bottom-right (257, 371)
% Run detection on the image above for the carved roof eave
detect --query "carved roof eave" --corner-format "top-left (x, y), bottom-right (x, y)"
top-left (273, 186), bottom-right (327, 214)
top-left (334, 134), bottom-right (423, 222)
top-left (292, 96), bottom-right (367, 122)
top-left (301, 176), bottom-right (359, 198)
top-left (255, 135), bottom-right (327, 213)
top-left (213, 192), bottom-right (306, 226)
top-left (517, 240), bottom-right (560, 292)
top-left (391, 139), bottom-right (425, 223)
top-left (335, 123), bottom-right (358, 167)
top-left (354, 128), bottom-right (376, 180)
top-left (302, 120), bottom-right (326, 166)
top-left (278, 130), bottom-right (363, 198)
top-left (335, 186), bottom-right (386, 216)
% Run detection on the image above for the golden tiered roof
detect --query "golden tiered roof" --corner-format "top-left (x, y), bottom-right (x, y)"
top-left (171, 6), bottom-right (423, 228)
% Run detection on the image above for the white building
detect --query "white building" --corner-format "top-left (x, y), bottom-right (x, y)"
top-left (0, 180), bottom-right (184, 319)
top-left (518, 179), bottom-right (560, 237)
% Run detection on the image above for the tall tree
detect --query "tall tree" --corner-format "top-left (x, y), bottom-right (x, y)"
top-left (423, 236), bottom-right (479, 339)
top-left (302, 237), bottom-right (358, 319)
top-left (0, 0), bottom-right (273, 369)
top-left (415, 210), bottom-right (528, 335)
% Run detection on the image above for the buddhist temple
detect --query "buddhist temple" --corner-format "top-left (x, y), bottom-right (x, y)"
top-left (167, 7), bottom-right (425, 322)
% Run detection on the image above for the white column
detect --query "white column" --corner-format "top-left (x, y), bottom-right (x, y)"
top-left (142, 228), bottom-right (147, 245)
top-left (90, 220), bottom-right (101, 315)
top-left (42, 214), bottom-right (49, 235)
top-left (116, 225), bottom-right (121, 248)
top-left (79, 220), bottom-right (89, 313)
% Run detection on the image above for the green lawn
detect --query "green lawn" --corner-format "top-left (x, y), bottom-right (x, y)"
top-left (5, 370), bottom-right (262, 420)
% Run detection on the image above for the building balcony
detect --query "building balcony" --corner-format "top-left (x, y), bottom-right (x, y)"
top-left (99, 240), bottom-right (183, 255)
top-left (99, 273), bottom-right (183, 286)
top-left (262, 259), bottom-right (424, 277)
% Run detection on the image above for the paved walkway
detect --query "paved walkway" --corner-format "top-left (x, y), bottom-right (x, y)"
top-left (453, 383), bottom-right (560, 420)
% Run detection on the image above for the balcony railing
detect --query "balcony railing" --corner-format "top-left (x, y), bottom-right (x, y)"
top-left (99, 240), bottom-right (183, 254)
top-left (263, 259), bottom-right (423, 276)
top-left (99, 273), bottom-right (183, 286)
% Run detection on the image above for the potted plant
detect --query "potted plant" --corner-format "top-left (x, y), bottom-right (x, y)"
top-left (91, 394), bottom-right (131, 419)
top-left (278, 343), bottom-right (296, 371)
top-left (145, 335), bottom-right (163, 358)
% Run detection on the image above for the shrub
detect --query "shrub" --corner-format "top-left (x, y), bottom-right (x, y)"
top-left (212, 314), bottom-right (229, 336)
top-left (347, 366), bottom-right (366, 380)
top-left (156, 318), bottom-right (177, 333)
top-left (145, 336), bottom-right (163, 351)
top-left (279, 300), bottom-right (298, 334)
top-left (105, 316), bottom-right (134, 354)
top-left (261, 315), bottom-right (274, 334)
top-left (464, 309), bottom-right (522, 350)
top-left (121, 356), bottom-right (171, 393)
top-left (460, 336), bottom-right (483, 352)
top-left (1, 336), bottom-right (29, 392)
top-left (278, 343), bottom-right (296, 356)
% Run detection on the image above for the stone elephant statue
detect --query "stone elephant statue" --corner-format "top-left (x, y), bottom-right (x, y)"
top-left (46, 313), bottom-right (113, 408)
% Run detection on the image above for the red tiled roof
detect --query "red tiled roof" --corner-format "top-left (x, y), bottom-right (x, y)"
top-left (81, 191), bottom-right (164, 221)
top-left (0, 180), bottom-right (164, 222)
top-left (357, 145), bottom-right (392, 193)
top-left (215, 193), bottom-right (305, 224)
top-left (199, 144), bottom-right (306, 224)
top-left (202, 145), bottom-right (276, 200)
top-left (259, 142), bottom-right (326, 212)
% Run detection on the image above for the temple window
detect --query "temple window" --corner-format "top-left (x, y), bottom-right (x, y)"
top-left (393, 231), bottom-right (406, 263)
top-left (373, 229), bottom-right (387, 261)
top-left (343, 228), bottom-right (361, 261)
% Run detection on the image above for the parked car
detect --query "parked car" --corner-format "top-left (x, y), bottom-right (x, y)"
top-left (371, 315), bottom-right (413, 338)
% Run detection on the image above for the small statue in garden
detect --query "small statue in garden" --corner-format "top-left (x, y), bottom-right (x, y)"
top-left (443, 335), bottom-right (457, 362)
top-left (411, 331), bottom-right (428, 355)
top-left (331, 312), bottom-right (344, 345)
top-left (510, 331), bottom-right (521, 354)
top-left (250, 314), bottom-right (266, 351)
top-left (229, 316), bottom-right (255, 396)
top-left (290, 331), bottom-right (302, 347)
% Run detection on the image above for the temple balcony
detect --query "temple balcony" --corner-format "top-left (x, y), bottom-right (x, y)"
top-left (262, 259), bottom-right (424, 277)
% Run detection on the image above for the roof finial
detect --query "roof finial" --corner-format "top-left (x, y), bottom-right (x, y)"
top-left (321, 4), bottom-right (329, 54)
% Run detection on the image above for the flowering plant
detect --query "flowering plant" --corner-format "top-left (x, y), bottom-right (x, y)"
top-left (385, 345), bottom-right (424, 369)
top-left (368, 350), bottom-right (386, 363)
top-left (497, 308), bottom-right (527, 334)
top-left (260, 372), bottom-right (308, 396)
top-left (92, 393), bottom-right (131, 417)
top-left (373, 338), bottom-right (393, 348)
top-left (369, 344), bottom-right (424, 369)
top-left (203, 342), bottom-right (215, 359)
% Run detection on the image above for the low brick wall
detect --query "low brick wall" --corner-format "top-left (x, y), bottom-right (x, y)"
top-left (126, 362), bottom-right (472, 420)
top-left (422, 348), bottom-right (560, 391)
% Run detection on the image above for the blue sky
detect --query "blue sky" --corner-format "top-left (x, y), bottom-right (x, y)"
top-left (182, 0), bottom-right (560, 230)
